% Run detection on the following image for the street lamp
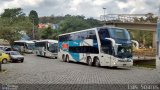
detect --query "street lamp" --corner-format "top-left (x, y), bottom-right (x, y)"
top-left (103, 7), bottom-right (106, 21)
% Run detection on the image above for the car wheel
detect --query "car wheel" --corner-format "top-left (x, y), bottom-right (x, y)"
top-left (55, 57), bottom-right (57, 59)
top-left (2, 59), bottom-right (7, 64)
top-left (10, 59), bottom-right (13, 63)
top-left (21, 60), bottom-right (24, 63)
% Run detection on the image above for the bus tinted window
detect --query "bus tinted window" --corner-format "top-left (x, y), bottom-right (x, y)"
top-left (87, 30), bottom-right (96, 40)
top-left (69, 46), bottom-right (99, 54)
top-left (59, 35), bottom-right (69, 42)
top-left (98, 29), bottom-right (110, 40)
top-left (80, 31), bottom-right (88, 40)
top-left (35, 42), bottom-right (46, 47)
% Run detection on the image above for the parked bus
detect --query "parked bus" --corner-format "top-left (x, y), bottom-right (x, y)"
top-left (13, 40), bottom-right (35, 53)
top-left (0, 45), bottom-right (11, 51)
top-left (58, 27), bottom-right (133, 67)
top-left (34, 40), bottom-right (58, 58)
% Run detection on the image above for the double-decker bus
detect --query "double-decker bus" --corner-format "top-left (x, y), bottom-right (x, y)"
top-left (34, 40), bottom-right (58, 58)
top-left (58, 27), bottom-right (133, 67)
top-left (13, 40), bottom-right (35, 53)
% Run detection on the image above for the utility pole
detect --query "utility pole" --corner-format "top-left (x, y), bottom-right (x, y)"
top-left (32, 18), bottom-right (35, 40)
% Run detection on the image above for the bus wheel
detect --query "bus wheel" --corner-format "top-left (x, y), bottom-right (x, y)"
top-left (95, 58), bottom-right (100, 67)
top-left (66, 55), bottom-right (70, 63)
top-left (87, 57), bottom-right (92, 66)
top-left (62, 55), bottom-right (66, 62)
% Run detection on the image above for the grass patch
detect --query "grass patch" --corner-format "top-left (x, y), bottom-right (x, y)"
top-left (133, 59), bottom-right (156, 68)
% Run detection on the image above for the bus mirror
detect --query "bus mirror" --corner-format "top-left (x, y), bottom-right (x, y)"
top-left (131, 40), bottom-right (139, 49)
top-left (48, 43), bottom-right (50, 47)
top-left (105, 38), bottom-right (115, 47)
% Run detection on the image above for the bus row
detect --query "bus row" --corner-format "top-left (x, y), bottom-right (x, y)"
top-left (13, 26), bottom-right (134, 67)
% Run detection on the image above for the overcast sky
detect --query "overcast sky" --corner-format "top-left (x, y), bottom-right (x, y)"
top-left (0, 0), bottom-right (159, 18)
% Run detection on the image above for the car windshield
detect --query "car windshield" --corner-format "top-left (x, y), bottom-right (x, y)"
top-left (10, 51), bottom-right (21, 55)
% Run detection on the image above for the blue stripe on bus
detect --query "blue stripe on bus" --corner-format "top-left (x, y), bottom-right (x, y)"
top-left (68, 40), bottom-right (81, 62)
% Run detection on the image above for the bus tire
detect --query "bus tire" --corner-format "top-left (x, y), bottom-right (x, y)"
top-left (44, 52), bottom-right (46, 57)
top-left (62, 54), bottom-right (66, 62)
top-left (55, 57), bottom-right (57, 59)
top-left (95, 58), bottom-right (100, 67)
top-left (66, 55), bottom-right (70, 63)
top-left (87, 57), bottom-right (92, 66)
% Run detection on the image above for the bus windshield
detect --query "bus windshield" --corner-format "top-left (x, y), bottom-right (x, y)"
top-left (26, 43), bottom-right (35, 50)
top-left (48, 43), bottom-right (58, 53)
top-left (116, 46), bottom-right (132, 58)
top-left (109, 28), bottom-right (130, 40)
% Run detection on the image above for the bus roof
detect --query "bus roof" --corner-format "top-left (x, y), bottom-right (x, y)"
top-left (14, 40), bottom-right (35, 43)
top-left (36, 39), bottom-right (58, 43)
top-left (58, 26), bottom-right (125, 36)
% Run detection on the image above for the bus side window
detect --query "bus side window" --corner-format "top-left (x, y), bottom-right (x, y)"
top-left (88, 30), bottom-right (97, 40)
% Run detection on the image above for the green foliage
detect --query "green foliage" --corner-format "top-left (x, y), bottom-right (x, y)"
top-left (0, 8), bottom-right (32, 45)
top-left (1, 8), bottom-right (25, 17)
top-left (59, 16), bottom-right (90, 33)
top-left (38, 15), bottom-right (102, 40)
top-left (129, 30), bottom-right (152, 48)
top-left (29, 10), bottom-right (39, 25)
top-left (57, 15), bottom-right (102, 35)
top-left (39, 27), bottom-right (53, 39)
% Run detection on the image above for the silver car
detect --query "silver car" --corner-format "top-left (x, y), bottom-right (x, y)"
top-left (6, 51), bottom-right (24, 63)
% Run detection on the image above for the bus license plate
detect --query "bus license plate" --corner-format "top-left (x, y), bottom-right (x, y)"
top-left (123, 64), bottom-right (126, 66)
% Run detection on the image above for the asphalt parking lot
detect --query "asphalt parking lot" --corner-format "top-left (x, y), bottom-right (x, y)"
top-left (0, 54), bottom-right (160, 90)
top-left (0, 54), bottom-right (159, 84)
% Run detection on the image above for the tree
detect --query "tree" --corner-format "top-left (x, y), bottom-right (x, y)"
top-left (41, 27), bottom-right (53, 39)
top-left (0, 8), bottom-right (32, 45)
top-left (38, 15), bottom-right (102, 39)
top-left (1, 8), bottom-right (25, 18)
top-left (1, 8), bottom-right (25, 22)
top-left (29, 10), bottom-right (39, 25)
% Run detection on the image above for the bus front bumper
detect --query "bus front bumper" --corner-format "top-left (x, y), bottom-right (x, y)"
top-left (113, 61), bottom-right (133, 67)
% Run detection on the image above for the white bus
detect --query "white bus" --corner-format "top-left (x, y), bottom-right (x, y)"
top-left (13, 40), bottom-right (35, 53)
top-left (58, 27), bottom-right (133, 67)
top-left (34, 40), bottom-right (58, 58)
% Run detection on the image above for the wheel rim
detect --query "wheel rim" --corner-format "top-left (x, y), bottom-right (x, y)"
top-left (66, 56), bottom-right (69, 62)
top-left (62, 55), bottom-right (65, 62)
top-left (95, 59), bottom-right (100, 67)
top-left (88, 58), bottom-right (92, 66)
top-left (2, 59), bottom-right (7, 64)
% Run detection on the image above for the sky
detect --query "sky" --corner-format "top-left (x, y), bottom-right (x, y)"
top-left (0, 0), bottom-right (159, 19)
